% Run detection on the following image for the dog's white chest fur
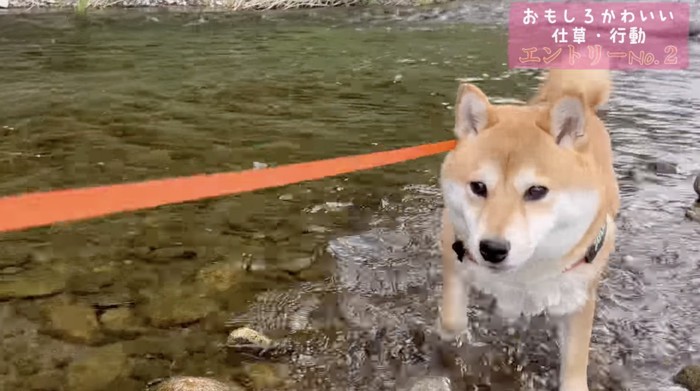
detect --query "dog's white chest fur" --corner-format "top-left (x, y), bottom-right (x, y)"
top-left (460, 264), bottom-right (591, 319)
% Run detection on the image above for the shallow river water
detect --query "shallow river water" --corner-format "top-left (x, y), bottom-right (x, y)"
top-left (0, 2), bottom-right (698, 391)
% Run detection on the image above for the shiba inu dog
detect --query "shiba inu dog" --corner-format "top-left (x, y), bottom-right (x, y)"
top-left (437, 69), bottom-right (619, 391)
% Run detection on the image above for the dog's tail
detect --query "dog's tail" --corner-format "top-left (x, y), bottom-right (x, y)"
top-left (530, 69), bottom-right (611, 111)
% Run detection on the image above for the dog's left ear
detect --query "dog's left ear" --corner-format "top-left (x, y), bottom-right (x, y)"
top-left (545, 95), bottom-right (587, 149)
top-left (453, 83), bottom-right (494, 140)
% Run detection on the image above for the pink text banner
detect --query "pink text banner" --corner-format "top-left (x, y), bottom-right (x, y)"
top-left (508, 2), bottom-right (690, 70)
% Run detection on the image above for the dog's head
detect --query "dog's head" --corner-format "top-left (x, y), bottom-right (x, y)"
top-left (440, 83), bottom-right (602, 272)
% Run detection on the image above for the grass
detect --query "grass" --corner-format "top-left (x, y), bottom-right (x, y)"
top-left (12, 0), bottom-right (449, 11)
top-left (226, 0), bottom-right (362, 10)
top-left (222, 0), bottom-right (432, 10)
top-left (75, 0), bottom-right (89, 14)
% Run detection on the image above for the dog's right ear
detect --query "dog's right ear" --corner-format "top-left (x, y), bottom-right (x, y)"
top-left (454, 83), bottom-right (493, 140)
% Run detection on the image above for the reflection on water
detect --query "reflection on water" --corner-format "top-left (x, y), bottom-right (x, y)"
top-left (0, 3), bottom-right (698, 391)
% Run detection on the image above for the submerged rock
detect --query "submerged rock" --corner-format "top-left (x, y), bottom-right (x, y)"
top-left (41, 299), bottom-right (102, 345)
top-left (0, 252), bottom-right (30, 268)
top-left (0, 266), bottom-right (23, 275)
top-left (195, 259), bottom-right (246, 293)
top-left (225, 327), bottom-right (291, 358)
top-left (28, 370), bottom-right (65, 390)
top-left (148, 376), bottom-right (244, 391)
top-left (687, 204), bottom-right (700, 223)
top-left (625, 168), bottom-right (662, 185)
top-left (14, 356), bottom-right (41, 377)
top-left (67, 268), bottom-right (116, 295)
top-left (88, 290), bottom-right (135, 310)
top-left (138, 247), bottom-right (198, 264)
top-left (674, 365), bottom-right (700, 391)
top-left (137, 282), bottom-right (218, 328)
top-left (686, 174), bottom-right (700, 222)
top-left (122, 336), bottom-right (187, 361)
top-left (408, 376), bottom-right (452, 391)
top-left (276, 256), bottom-right (313, 274)
top-left (143, 292), bottom-right (218, 328)
top-left (647, 161), bottom-right (678, 175)
top-left (130, 357), bottom-right (172, 382)
top-left (243, 362), bottom-right (289, 389)
top-left (100, 307), bottom-right (147, 336)
top-left (226, 327), bottom-right (273, 350)
top-left (66, 343), bottom-right (130, 391)
top-left (0, 267), bottom-right (67, 300)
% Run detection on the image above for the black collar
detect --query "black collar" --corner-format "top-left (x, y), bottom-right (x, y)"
top-left (582, 220), bottom-right (608, 264)
top-left (452, 220), bottom-right (608, 266)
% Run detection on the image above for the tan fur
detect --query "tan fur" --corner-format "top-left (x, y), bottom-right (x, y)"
top-left (530, 69), bottom-right (612, 110)
top-left (438, 69), bottom-right (620, 391)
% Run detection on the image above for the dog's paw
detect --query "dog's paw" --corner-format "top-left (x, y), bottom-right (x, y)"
top-left (559, 387), bottom-right (589, 391)
top-left (559, 382), bottom-right (589, 391)
top-left (435, 315), bottom-right (471, 345)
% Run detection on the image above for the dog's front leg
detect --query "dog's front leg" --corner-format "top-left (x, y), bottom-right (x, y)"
top-left (438, 212), bottom-right (470, 340)
top-left (557, 287), bottom-right (598, 391)
top-left (439, 250), bottom-right (469, 339)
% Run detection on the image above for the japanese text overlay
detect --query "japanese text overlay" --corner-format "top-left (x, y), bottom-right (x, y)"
top-left (508, 2), bottom-right (690, 70)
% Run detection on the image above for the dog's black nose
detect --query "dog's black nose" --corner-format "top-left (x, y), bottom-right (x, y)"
top-left (479, 239), bottom-right (510, 263)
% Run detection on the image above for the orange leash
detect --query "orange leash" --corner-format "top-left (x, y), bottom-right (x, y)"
top-left (0, 140), bottom-right (456, 233)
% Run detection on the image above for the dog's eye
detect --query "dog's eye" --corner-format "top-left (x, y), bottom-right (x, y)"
top-left (524, 185), bottom-right (549, 201)
top-left (469, 181), bottom-right (488, 198)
